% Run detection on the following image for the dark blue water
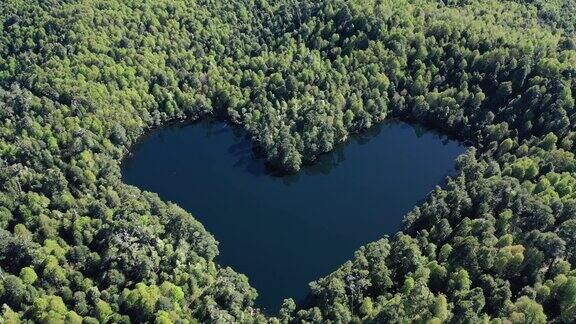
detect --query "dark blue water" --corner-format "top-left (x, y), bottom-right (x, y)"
top-left (121, 120), bottom-right (464, 312)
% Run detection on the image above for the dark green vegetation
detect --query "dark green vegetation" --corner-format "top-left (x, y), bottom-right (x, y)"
top-left (121, 120), bottom-right (463, 312)
top-left (1, 0), bottom-right (576, 322)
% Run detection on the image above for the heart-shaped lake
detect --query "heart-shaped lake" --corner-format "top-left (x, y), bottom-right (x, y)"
top-left (121, 120), bottom-right (464, 312)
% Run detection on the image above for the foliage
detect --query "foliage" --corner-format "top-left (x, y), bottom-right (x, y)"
top-left (1, 0), bottom-right (576, 322)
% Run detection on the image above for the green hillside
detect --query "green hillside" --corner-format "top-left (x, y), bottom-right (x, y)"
top-left (1, 0), bottom-right (576, 322)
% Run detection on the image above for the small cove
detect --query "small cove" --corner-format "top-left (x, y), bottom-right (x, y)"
top-left (121, 120), bottom-right (465, 312)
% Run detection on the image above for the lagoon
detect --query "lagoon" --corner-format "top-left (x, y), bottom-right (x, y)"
top-left (121, 120), bottom-right (464, 312)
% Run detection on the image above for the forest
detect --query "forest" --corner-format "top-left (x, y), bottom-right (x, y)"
top-left (1, 0), bottom-right (576, 322)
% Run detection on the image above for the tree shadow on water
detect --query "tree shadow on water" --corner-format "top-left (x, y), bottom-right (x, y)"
top-left (221, 121), bottom-right (412, 185)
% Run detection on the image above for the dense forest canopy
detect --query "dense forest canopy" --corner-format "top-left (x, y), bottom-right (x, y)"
top-left (1, 0), bottom-right (576, 322)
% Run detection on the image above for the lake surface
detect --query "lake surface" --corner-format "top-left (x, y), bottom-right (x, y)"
top-left (121, 120), bottom-right (464, 312)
